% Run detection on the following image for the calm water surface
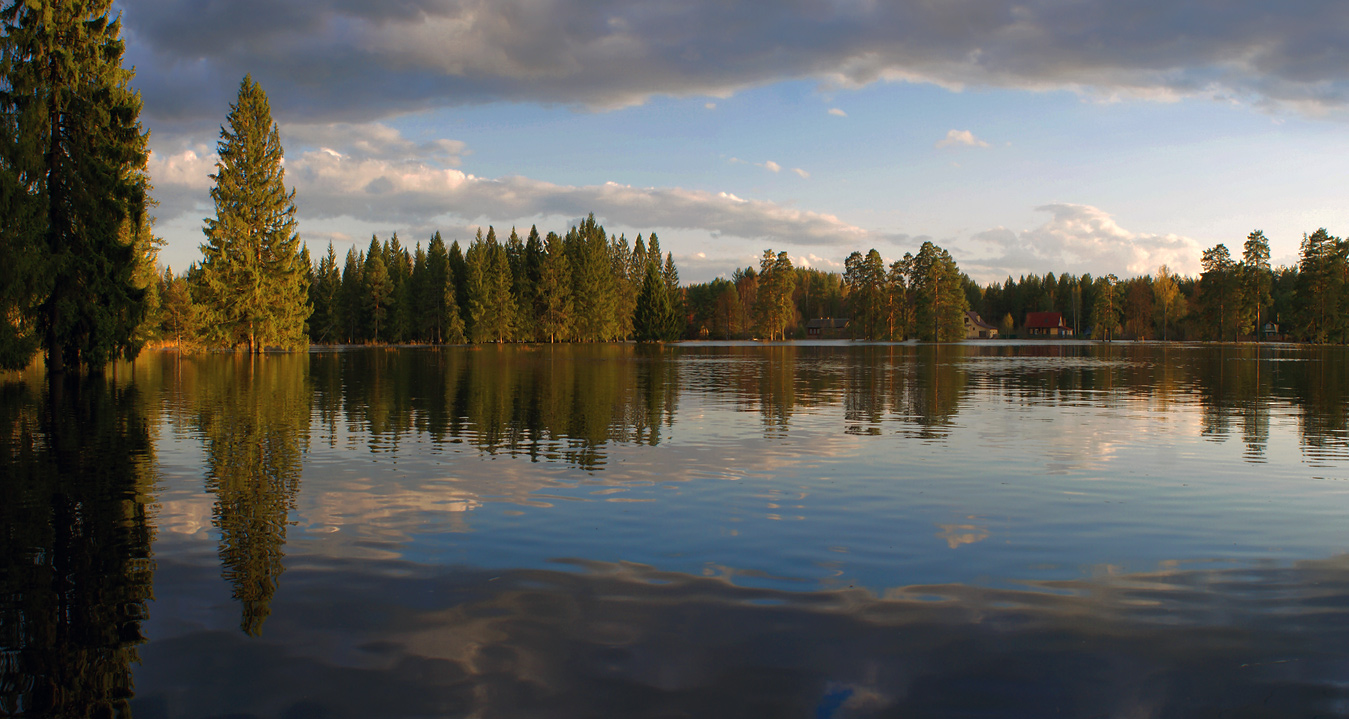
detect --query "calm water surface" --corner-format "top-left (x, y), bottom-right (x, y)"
top-left (5, 342), bottom-right (1349, 717)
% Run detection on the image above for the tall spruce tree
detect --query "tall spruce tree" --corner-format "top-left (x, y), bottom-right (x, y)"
top-left (0, 0), bottom-right (153, 371)
top-left (364, 235), bottom-right (391, 342)
top-left (538, 231), bottom-right (574, 342)
top-left (309, 243), bottom-right (341, 343)
top-left (198, 76), bottom-right (309, 353)
top-left (634, 260), bottom-right (677, 342)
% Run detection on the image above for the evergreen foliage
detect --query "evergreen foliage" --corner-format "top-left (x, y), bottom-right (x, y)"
top-left (197, 76), bottom-right (309, 353)
top-left (634, 259), bottom-right (678, 342)
top-left (906, 242), bottom-right (969, 342)
top-left (754, 250), bottom-right (797, 341)
top-left (538, 231), bottom-right (574, 343)
top-left (0, 0), bottom-right (153, 371)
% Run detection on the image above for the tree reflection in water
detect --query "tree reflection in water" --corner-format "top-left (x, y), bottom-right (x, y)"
top-left (0, 376), bottom-right (155, 717)
top-left (301, 343), bottom-right (1349, 470)
top-left (192, 354), bottom-right (309, 636)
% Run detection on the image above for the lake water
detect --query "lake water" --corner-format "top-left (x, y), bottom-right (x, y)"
top-left (5, 342), bottom-right (1349, 717)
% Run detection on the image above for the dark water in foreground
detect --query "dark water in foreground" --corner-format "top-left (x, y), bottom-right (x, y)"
top-left (4, 342), bottom-right (1349, 718)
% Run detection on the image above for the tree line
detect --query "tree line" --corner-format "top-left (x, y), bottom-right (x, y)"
top-left (969, 229), bottom-right (1343, 342)
top-left (7, 1), bottom-right (1349, 378)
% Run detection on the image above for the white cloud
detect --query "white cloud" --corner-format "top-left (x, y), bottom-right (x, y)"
top-left (705, 102), bottom-right (717, 110)
top-left (828, 108), bottom-right (848, 117)
top-left (149, 129), bottom-right (892, 252)
top-left (762, 160), bottom-right (782, 173)
top-left (965, 203), bottom-right (1202, 279)
top-left (792, 168), bottom-right (810, 179)
top-left (283, 123), bottom-right (466, 166)
top-left (935, 129), bottom-right (990, 149)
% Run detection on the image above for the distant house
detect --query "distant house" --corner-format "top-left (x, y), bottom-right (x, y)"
top-left (1262, 322), bottom-right (1286, 341)
top-left (806, 318), bottom-right (850, 339)
top-left (1025, 311), bottom-right (1073, 337)
top-left (963, 311), bottom-right (998, 339)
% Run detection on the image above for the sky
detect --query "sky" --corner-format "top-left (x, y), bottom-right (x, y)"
top-left (123, 0), bottom-right (1349, 284)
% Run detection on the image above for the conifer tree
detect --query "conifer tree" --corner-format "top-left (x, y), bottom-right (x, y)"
top-left (364, 235), bottom-right (391, 342)
top-left (409, 241), bottom-right (429, 342)
top-left (160, 267), bottom-right (199, 349)
top-left (0, 0), bottom-right (153, 371)
top-left (466, 227), bottom-right (515, 343)
top-left (340, 247), bottom-right (363, 342)
top-left (442, 270), bottom-right (467, 344)
top-left (448, 239), bottom-right (469, 329)
top-left (538, 231), bottom-right (574, 343)
top-left (907, 241), bottom-right (969, 342)
top-left (634, 262), bottom-right (678, 342)
top-left (662, 247), bottom-right (684, 335)
top-left (1296, 229), bottom-right (1342, 343)
top-left (1240, 230), bottom-right (1272, 340)
top-left (571, 215), bottom-right (619, 341)
top-left (844, 250), bottom-right (888, 339)
top-left (507, 227), bottom-right (538, 341)
top-left (309, 243), bottom-right (341, 343)
top-left (424, 232), bottom-right (450, 342)
top-left (610, 234), bottom-right (637, 339)
top-left (197, 76), bottom-right (309, 353)
top-left (386, 233), bottom-right (411, 342)
top-left (754, 250), bottom-right (797, 341)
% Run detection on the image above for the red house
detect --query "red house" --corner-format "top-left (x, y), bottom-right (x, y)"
top-left (1024, 312), bottom-right (1073, 337)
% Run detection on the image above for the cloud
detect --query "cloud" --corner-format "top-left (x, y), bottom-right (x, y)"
top-left (935, 129), bottom-right (990, 149)
top-left (792, 168), bottom-right (811, 179)
top-left (965, 203), bottom-right (1202, 279)
top-left (148, 126), bottom-right (889, 249)
top-left (828, 108), bottom-right (848, 117)
top-left (762, 160), bottom-right (782, 173)
top-left (284, 123), bottom-right (466, 165)
top-left (119, 0), bottom-right (1349, 125)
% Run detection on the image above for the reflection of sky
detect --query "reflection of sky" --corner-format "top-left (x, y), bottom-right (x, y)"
top-left (134, 554), bottom-right (1349, 718)
top-left (144, 345), bottom-right (1349, 596)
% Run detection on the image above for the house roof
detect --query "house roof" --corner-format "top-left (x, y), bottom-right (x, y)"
top-left (1024, 311), bottom-right (1067, 329)
top-left (806, 318), bottom-right (850, 329)
top-left (965, 311), bottom-right (996, 330)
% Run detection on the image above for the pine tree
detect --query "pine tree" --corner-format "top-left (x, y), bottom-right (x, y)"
top-left (907, 242), bottom-right (969, 342)
top-left (0, 0), bottom-right (153, 371)
top-left (1200, 243), bottom-right (1236, 341)
top-left (844, 250), bottom-right (888, 339)
top-left (1239, 230), bottom-right (1272, 340)
top-left (760, 251), bottom-right (797, 341)
top-left (1296, 229), bottom-right (1342, 343)
top-left (197, 76), bottom-right (309, 353)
